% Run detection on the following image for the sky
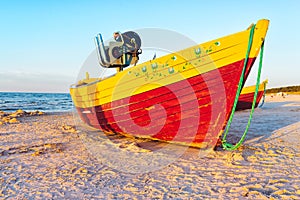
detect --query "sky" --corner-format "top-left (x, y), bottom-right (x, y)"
top-left (0, 0), bottom-right (299, 93)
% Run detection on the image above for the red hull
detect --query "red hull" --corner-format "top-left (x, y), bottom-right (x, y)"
top-left (236, 90), bottom-right (264, 111)
top-left (75, 58), bottom-right (255, 147)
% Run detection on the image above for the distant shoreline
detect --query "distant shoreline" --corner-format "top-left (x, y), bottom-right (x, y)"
top-left (266, 85), bottom-right (300, 94)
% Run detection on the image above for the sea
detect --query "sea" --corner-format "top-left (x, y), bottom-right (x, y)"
top-left (0, 92), bottom-right (73, 113)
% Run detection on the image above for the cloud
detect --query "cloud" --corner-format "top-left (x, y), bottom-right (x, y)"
top-left (0, 71), bottom-right (76, 93)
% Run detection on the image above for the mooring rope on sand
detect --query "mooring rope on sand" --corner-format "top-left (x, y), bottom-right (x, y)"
top-left (222, 24), bottom-right (266, 150)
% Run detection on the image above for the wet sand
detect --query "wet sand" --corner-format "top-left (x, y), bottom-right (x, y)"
top-left (0, 95), bottom-right (299, 199)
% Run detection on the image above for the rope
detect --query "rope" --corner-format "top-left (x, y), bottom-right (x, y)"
top-left (259, 81), bottom-right (267, 108)
top-left (222, 24), bottom-right (265, 150)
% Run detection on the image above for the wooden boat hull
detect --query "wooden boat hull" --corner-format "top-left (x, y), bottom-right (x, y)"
top-left (70, 19), bottom-right (269, 148)
top-left (236, 80), bottom-right (268, 111)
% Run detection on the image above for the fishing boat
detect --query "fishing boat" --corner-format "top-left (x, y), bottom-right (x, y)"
top-left (70, 19), bottom-right (269, 149)
top-left (236, 80), bottom-right (268, 111)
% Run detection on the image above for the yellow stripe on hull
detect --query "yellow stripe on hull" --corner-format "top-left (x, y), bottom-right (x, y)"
top-left (241, 79), bottom-right (268, 95)
top-left (70, 19), bottom-right (269, 109)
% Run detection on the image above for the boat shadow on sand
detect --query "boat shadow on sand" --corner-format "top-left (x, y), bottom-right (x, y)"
top-left (75, 100), bottom-right (300, 154)
top-left (229, 100), bottom-right (300, 146)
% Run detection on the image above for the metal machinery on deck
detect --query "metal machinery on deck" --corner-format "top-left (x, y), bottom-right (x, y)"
top-left (95, 31), bottom-right (142, 71)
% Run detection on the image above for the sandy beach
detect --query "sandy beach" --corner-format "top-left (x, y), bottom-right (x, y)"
top-left (0, 95), bottom-right (299, 199)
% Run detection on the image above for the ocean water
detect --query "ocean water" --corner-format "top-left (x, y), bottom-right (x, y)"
top-left (0, 92), bottom-right (73, 112)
